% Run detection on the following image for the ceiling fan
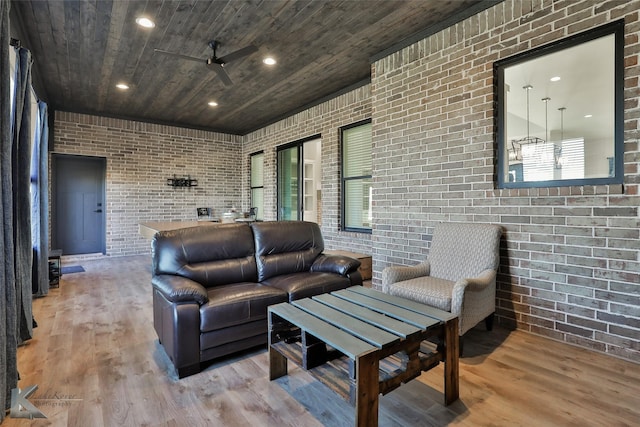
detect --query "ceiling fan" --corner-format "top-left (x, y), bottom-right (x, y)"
top-left (154, 40), bottom-right (258, 86)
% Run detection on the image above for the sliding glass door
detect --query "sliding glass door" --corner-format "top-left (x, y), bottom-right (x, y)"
top-left (278, 145), bottom-right (299, 220)
top-left (277, 137), bottom-right (321, 222)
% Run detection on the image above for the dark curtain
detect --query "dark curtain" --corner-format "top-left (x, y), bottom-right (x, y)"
top-left (12, 45), bottom-right (34, 344)
top-left (1, 1), bottom-right (36, 418)
top-left (31, 101), bottom-right (49, 296)
top-left (1, 0), bottom-right (16, 420)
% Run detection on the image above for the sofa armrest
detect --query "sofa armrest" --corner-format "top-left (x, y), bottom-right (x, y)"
top-left (151, 274), bottom-right (209, 305)
top-left (311, 254), bottom-right (361, 276)
top-left (382, 260), bottom-right (430, 288)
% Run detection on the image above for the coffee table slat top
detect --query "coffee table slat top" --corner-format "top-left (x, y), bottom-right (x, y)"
top-left (293, 298), bottom-right (400, 348)
top-left (332, 288), bottom-right (442, 330)
top-left (311, 293), bottom-right (421, 339)
top-left (268, 302), bottom-right (376, 359)
top-left (347, 286), bottom-right (457, 322)
top-left (269, 286), bottom-right (460, 423)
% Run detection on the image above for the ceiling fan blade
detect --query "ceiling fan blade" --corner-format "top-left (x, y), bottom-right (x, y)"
top-left (218, 45), bottom-right (258, 63)
top-left (209, 63), bottom-right (233, 86)
top-left (154, 49), bottom-right (204, 64)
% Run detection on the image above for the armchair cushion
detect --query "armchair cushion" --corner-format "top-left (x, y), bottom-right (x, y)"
top-left (385, 276), bottom-right (454, 312)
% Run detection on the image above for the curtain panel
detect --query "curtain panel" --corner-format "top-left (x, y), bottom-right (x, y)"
top-left (1, 1), bottom-right (37, 418)
top-left (1, 0), bottom-right (17, 420)
top-left (12, 45), bottom-right (34, 344)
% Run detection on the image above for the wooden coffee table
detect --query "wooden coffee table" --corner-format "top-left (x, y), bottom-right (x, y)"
top-left (268, 286), bottom-right (459, 426)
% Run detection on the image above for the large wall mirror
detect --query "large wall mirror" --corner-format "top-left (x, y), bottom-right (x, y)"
top-left (495, 20), bottom-right (624, 188)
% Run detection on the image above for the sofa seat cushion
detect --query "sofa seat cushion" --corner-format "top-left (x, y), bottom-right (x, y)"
top-left (200, 283), bottom-right (287, 332)
top-left (386, 276), bottom-right (455, 312)
top-left (262, 272), bottom-right (352, 302)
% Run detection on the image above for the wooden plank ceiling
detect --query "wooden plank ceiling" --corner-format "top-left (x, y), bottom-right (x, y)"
top-left (10, 0), bottom-right (495, 135)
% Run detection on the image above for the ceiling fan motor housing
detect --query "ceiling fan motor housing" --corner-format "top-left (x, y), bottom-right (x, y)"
top-left (207, 57), bottom-right (225, 66)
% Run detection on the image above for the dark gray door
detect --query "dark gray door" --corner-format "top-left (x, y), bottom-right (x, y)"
top-left (53, 155), bottom-right (106, 255)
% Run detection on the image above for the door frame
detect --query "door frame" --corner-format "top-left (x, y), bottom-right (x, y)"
top-left (51, 153), bottom-right (107, 254)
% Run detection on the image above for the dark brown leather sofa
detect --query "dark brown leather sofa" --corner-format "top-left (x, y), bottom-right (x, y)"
top-left (151, 221), bottom-right (362, 378)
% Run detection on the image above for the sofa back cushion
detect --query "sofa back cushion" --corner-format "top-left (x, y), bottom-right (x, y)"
top-left (152, 223), bottom-right (258, 287)
top-left (251, 221), bottom-right (324, 282)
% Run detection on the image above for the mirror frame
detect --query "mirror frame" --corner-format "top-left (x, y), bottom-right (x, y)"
top-left (495, 20), bottom-right (625, 189)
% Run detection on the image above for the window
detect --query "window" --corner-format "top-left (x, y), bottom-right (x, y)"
top-left (341, 120), bottom-right (372, 232)
top-left (495, 20), bottom-right (624, 188)
top-left (9, 45), bottom-right (15, 120)
top-left (250, 152), bottom-right (264, 220)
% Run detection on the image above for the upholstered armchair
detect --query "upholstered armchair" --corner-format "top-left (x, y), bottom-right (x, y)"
top-left (382, 222), bottom-right (502, 336)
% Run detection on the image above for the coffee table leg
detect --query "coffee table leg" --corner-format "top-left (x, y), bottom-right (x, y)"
top-left (269, 346), bottom-right (288, 380)
top-left (268, 311), bottom-right (288, 380)
top-left (443, 317), bottom-right (460, 405)
top-left (355, 352), bottom-right (379, 427)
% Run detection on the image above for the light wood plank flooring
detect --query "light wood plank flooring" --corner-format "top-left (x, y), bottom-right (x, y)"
top-left (4, 255), bottom-right (640, 426)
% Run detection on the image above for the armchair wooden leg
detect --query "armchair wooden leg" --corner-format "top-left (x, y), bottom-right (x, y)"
top-left (485, 313), bottom-right (495, 331)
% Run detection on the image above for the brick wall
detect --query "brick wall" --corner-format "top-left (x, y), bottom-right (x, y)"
top-left (371, 0), bottom-right (640, 362)
top-left (52, 112), bottom-right (242, 256)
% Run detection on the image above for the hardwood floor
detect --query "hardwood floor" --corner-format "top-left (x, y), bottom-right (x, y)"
top-left (5, 255), bottom-right (640, 426)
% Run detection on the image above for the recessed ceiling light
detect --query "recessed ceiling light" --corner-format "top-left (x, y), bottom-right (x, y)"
top-left (584, 114), bottom-right (593, 118)
top-left (136, 17), bottom-right (155, 28)
top-left (116, 83), bottom-right (130, 90)
top-left (550, 76), bottom-right (561, 82)
top-left (263, 57), bottom-right (276, 65)
top-left (208, 101), bottom-right (218, 107)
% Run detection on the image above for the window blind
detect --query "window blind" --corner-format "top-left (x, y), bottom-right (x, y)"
top-left (343, 123), bottom-right (372, 178)
top-left (558, 138), bottom-right (584, 179)
top-left (251, 152), bottom-right (264, 187)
